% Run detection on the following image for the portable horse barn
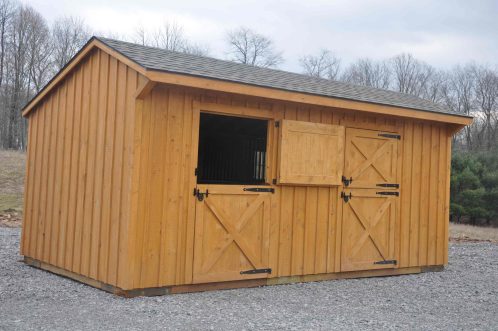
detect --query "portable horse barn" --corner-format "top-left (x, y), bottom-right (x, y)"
top-left (21, 37), bottom-right (472, 296)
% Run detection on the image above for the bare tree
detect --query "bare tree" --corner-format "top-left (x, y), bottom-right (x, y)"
top-left (341, 58), bottom-right (391, 89)
top-left (181, 42), bottom-right (210, 56)
top-left (133, 23), bottom-right (148, 46)
top-left (0, 0), bottom-right (15, 148)
top-left (299, 49), bottom-right (340, 80)
top-left (2, 5), bottom-right (45, 149)
top-left (51, 16), bottom-right (90, 71)
top-left (151, 21), bottom-right (186, 51)
top-left (473, 65), bottom-right (498, 149)
top-left (0, 0), bottom-right (14, 88)
top-left (390, 53), bottom-right (434, 96)
top-left (226, 27), bottom-right (283, 68)
top-left (27, 13), bottom-right (51, 93)
top-left (132, 21), bottom-right (209, 56)
top-left (420, 69), bottom-right (448, 104)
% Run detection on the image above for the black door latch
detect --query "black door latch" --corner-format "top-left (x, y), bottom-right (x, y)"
top-left (342, 176), bottom-right (353, 187)
top-left (341, 191), bottom-right (352, 203)
top-left (193, 188), bottom-right (209, 201)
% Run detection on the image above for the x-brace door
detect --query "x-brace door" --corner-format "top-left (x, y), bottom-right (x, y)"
top-left (192, 185), bottom-right (271, 284)
top-left (340, 128), bottom-right (400, 272)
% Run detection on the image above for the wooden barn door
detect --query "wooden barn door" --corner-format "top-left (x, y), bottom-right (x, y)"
top-left (192, 185), bottom-right (272, 284)
top-left (189, 103), bottom-right (274, 285)
top-left (341, 128), bottom-right (401, 272)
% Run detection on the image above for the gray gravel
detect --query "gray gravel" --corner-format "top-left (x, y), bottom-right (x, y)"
top-left (1, 228), bottom-right (497, 331)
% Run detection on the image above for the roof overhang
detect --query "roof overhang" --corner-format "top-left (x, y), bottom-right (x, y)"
top-left (146, 69), bottom-right (473, 126)
top-left (22, 37), bottom-right (147, 117)
top-left (22, 37), bottom-right (473, 127)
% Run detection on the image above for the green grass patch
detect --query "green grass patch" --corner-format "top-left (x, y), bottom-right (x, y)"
top-left (0, 150), bottom-right (25, 213)
top-left (0, 193), bottom-right (23, 212)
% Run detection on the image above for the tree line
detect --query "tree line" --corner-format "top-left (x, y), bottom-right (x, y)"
top-left (0, 0), bottom-right (90, 150)
top-left (1, 1), bottom-right (496, 153)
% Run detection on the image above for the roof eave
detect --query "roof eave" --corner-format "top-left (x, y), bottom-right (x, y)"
top-left (22, 36), bottom-right (473, 127)
top-left (144, 68), bottom-right (473, 126)
top-left (22, 37), bottom-right (147, 117)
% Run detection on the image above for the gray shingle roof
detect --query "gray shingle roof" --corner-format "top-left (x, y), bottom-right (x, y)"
top-left (96, 36), bottom-right (465, 117)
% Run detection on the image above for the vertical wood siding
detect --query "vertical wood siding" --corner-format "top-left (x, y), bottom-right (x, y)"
top-left (23, 54), bottom-right (453, 290)
top-left (21, 49), bottom-right (143, 288)
top-left (130, 85), bottom-right (452, 289)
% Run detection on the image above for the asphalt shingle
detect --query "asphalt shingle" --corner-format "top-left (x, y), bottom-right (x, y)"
top-left (96, 36), bottom-right (466, 117)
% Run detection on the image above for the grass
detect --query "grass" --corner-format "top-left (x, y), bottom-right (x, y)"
top-left (450, 223), bottom-right (498, 243)
top-left (0, 150), bottom-right (25, 212)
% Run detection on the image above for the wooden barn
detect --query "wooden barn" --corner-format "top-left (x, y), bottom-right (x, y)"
top-left (21, 37), bottom-right (472, 296)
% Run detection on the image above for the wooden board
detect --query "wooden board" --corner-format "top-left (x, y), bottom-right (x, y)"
top-left (192, 185), bottom-right (272, 283)
top-left (278, 119), bottom-right (345, 186)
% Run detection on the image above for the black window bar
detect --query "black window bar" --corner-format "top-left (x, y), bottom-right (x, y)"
top-left (197, 113), bottom-right (268, 185)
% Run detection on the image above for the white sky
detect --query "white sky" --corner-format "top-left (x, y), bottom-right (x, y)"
top-left (27, 0), bottom-right (498, 72)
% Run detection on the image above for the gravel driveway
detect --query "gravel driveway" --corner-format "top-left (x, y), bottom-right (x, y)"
top-left (1, 228), bottom-right (497, 330)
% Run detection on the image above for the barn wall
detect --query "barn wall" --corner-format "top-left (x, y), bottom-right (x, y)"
top-left (22, 49), bottom-right (145, 288)
top-left (130, 84), bottom-right (452, 289)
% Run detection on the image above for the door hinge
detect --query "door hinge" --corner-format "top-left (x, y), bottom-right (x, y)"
top-left (374, 260), bottom-right (397, 265)
top-left (272, 178), bottom-right (277, 185)
top-left (341, 191), bottom-right (352, 203)
top-left (193, 188), bottom-right (208, 201)
top-left (240, 268), bottom-right (272, 275)
top-left (194, 167), bottom-right (198, 176)
top-left (342, 175), bottom-right (353, 187)
top-left (376, 191), bottom-right (399, 196)
top-left (243, 187), bottom-right (275, 193)
top-left (378, 133), bottom-right (401, 140)
top-left (275, 121), bottom-right (280, 128)
top-left (376, 183), bottom-right (399, 188)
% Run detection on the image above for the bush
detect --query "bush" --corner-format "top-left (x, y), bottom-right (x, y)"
top-left (450, 151), bottom-right (498, 226)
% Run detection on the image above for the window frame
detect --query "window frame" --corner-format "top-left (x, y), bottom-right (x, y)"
top-left (196, 111), bottom-right (271, 186)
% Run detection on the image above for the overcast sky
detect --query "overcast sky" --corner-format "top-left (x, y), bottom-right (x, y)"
top-left (28, 0), bottom-right (497, 72)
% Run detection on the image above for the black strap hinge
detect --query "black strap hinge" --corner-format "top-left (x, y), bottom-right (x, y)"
top-left (378, 133), bottom-right (401, 140)
top-left (376, 191), bottom-right (399, 196)
top-left (376, 183), bottom-right (399, 188)
top-left (374, 260), bottom-right (397, 265)
top-left (240, 268), bottom-right (272, 275)
top-left (243, 187), bottom-right (275, 193)
top-left (342, 175), bottom-right (353, 187)
top-left (341, 191), bottom-right (352, 203)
